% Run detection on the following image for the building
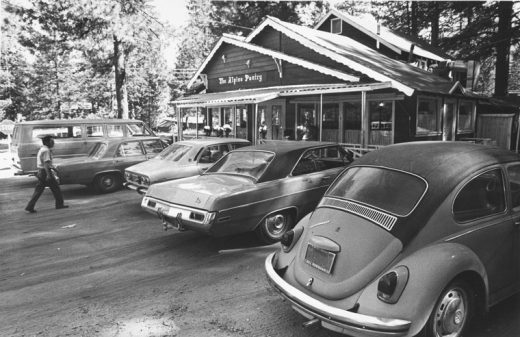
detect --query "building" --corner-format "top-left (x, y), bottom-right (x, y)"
top-left (173, 10), bottom-right (514, 150)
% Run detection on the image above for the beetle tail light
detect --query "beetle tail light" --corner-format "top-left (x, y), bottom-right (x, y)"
top-left (281, 226), bottom-right (304, 252)
top-left (281, 230), bottom-right (294, 247)
top-left (377, 266), bottom-right (409, 304)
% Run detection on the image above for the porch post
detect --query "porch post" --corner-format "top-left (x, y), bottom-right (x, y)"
top-left (254, 104), bottom-right (259, 144)
top-left (361, 91), bottom-right (368, 147)
top-left (319, 94), bottom-right (323, 141)
top-left (196, 107), bottom-right (199, 139)
top-left (176, 105), bottom-right (182, 141)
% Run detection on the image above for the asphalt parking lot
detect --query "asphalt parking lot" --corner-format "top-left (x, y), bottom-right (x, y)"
top-left (1, 154), bottom-right (519, 336)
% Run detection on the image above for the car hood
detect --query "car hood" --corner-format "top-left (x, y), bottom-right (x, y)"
top-left (126, 158), bottom-right (197, 182)
top-left (146, 174), bottom-right (255, 210)
top-left (293, 207), bottom-right (402, 301)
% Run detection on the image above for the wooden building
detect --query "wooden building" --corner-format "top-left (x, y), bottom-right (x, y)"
top-left (174, 10), bottom-right (508, 149)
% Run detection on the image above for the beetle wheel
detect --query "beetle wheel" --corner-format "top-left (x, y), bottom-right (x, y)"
top-left (95, 173), bottom-right (122, 194)
top-left (255, 211), bottom-right (293, 244)
top-left (422, 280), bottom-right (473, 337)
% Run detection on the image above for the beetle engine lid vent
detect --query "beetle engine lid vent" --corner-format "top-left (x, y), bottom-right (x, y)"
top-left (318, 197), bottom-right (397, 231)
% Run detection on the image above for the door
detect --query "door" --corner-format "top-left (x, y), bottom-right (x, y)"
top-left (322, 103), bottom-right (340, 142)
top-left (343, 101), bottom-right (362, 145)
top-left (368, 101), bottom-right (393, 146)
top-left (257, 100), bottom-right (286, 142)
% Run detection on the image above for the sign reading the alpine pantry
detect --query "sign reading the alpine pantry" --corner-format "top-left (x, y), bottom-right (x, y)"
top-left (218, 73), bottom-right (264, 86)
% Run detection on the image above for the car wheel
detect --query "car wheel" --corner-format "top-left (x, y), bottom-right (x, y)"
top-left (421, 280), bottom-right (473, 337)
top-left (255, 211), bottom-right (294, 244)
top-left (95, 173), bottom-right (122, 193)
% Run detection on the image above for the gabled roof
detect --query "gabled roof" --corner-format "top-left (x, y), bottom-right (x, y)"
top-left (314, 9), bottom-right (449, 62)
top-left (187, 36), bottom-right (360, 88)
top-left (247, 16), bottom-right (458, 96)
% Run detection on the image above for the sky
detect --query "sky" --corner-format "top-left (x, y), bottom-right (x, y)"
top-left (151, 0), bottom-right (190, 27)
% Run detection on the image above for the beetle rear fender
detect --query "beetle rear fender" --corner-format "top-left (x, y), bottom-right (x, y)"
top-left (273, 211), bottom-right (312, 269)
top-left (355, 242), bottom-right (488, 337)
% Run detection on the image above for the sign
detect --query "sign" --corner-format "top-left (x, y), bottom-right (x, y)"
top-left (217, 73), bottom-right (264, 86)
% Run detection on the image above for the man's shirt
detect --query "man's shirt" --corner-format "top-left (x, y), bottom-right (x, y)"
top-left (36, 145), bottom-right (52, 169)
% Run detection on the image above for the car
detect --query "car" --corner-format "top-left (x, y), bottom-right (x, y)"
top-left (55, 137), bottom-right (166, 193)
top-left (265, 141), bottom-right (520, 337)
top-left (141, 141), bottom-right (353, 243)
top-left (123, 138), bottom-right (250, 195)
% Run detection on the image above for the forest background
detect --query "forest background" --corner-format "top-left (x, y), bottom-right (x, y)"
top-left (0, 0), bottom-right (519, 128)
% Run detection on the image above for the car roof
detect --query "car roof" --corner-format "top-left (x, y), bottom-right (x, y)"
top-left (16, 119), bottom-right (144, 125)
top-left (232, 141), bottom-right (340, 182)
top-left (356, 141), bottom-right (520, 181)
top-left (178, 138), bottom-right (250, 146)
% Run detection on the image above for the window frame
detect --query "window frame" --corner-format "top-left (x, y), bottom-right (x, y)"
top-left (416, 96), bottom-right (442, 135)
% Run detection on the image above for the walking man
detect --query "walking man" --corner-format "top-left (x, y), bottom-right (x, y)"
top-left (25, 135), bottom-right (69, 213)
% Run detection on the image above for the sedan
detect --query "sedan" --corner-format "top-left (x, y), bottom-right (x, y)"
top-left (124, 138), bottom-right (250, 194)
top-left (55, 137), bottom-right (166, 193)
top-left (141, 141), bottom-right (353, 243)
top-left (265, 141), bottom-right (520, 337)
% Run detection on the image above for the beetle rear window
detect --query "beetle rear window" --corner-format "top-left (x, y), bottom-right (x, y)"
top-left (327, 166), bottom-right (427, 216)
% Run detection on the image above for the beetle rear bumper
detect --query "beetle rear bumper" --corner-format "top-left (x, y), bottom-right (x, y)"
top-left (265, 253), bottom-right (411, 337)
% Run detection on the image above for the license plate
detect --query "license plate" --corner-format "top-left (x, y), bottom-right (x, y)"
top-left (304, 244), bottom-right (336, 274)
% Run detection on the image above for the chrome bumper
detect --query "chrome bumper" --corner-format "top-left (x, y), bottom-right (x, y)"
top-left (265, 253), bottom-right (411, 337)
top-left (123, 182), bottom-right (148, 195)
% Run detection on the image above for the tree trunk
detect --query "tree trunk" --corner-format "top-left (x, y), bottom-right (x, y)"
top-left (113, 34), bottom-right (129, 119)
top-left (494, 1), bottom-right (513, 97)
top-left (410, 1), bottom-right (418, 37)
top-left (430, 2), bottom-right (440, 47)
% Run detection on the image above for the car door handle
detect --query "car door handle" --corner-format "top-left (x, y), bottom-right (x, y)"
top-left (514, 219), bottom-right (520, 227)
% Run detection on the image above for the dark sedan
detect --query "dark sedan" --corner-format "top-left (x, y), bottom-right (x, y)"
top-left (266, 141), bottom-right (520, 337)
top-left (55, 137), bottom-right (166, 193)
top-left (141, 141), bottom-right (353, 243)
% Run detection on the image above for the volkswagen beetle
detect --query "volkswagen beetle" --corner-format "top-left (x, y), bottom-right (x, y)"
top-left (265, 141), bottom-right (520, 337)
top-left (141, 141), bottom-right (353, 243)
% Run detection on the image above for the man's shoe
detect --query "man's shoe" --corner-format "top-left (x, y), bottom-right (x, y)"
top-left (25, 208), bottom-right (36, 213)
top-left (56, 205), bottom-right (69, 209)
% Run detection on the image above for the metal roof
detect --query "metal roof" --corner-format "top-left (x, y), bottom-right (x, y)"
top-left (174, 83), bottom-right (393, 107)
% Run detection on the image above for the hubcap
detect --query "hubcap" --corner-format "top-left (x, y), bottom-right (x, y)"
top-left (102, 177), bottom-right (114, 187)
top-left (266, 214), bottom-right (287, 236)
top-left (433, 287), bottom-right (467, 337)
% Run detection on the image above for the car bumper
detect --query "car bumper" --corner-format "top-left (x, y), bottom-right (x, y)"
top-left (123, 182), bottom-right (148, 195)
top-left (141, 196), bottom-right (215, 234)
top-left (265, 253), bottom-right (411, 337)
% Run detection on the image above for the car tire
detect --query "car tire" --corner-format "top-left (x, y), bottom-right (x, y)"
top-left (94, 173), bottom-right (122, 194)
top-left (255, 211), bottom-right (294, 244)
top-left (420, 280), bottom-right (474, 337)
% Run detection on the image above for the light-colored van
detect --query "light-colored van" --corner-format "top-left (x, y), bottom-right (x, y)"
top-left (10, 119), bottom-right (155, 175)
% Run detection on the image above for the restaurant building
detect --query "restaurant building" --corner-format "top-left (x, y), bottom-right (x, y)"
top-left (173, 10), bottom-right (509, 149)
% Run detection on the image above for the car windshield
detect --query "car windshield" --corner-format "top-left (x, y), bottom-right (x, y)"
top-left (327, 166), bottom-right (427, 216)
top-left (206, 150), bottom-right (274, 181)
top-left (158, 143), bottom-right (191, 161)
top-left (89, 143), bottom-right (108, 160)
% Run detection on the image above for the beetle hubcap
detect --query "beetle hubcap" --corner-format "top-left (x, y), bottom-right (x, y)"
top-left (266, 214), bottom-right (287, 236)
top-left (433, 288), bottom-right (467, 337)
top-left (102, 177), bottom-right (113, 187)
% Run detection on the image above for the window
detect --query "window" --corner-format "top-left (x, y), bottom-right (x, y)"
top-left (116, 141), bottom-right (144, 157)
top-left (458, 101), bottom-right (475, 132)
top-left (416, 97), bottom-right (441, 134)
top-left (159, 143), bottom-right (191, 162)
top-left (198, 144), bottom-right (229, 164)
top-left (369, 101), bottom-right (392, 131)
top-left (207, 150), bottom-right (274, 181)
top-left (127, 123), bottom-right (152, 136)
top-left (87, 125), bottom-right (104, 137)
top-left (142, 140), bottom-right (164, 155)
top-left (297, 104), bottom-right (317, 140)
top-left (32, 126), bottom-right (82, 139)
top-left (107, 125), bottom-right (124, 137)
top-left (230, 142), bottom-right (248, 150)
top-left (507, 165), bottom-right (520, 209)
top-left (453, 169), bottom-right (505, 222)
top-left (343, 102), bottom-right (361, 130)
top-left (89, 143), bottom-right (108, 159)
top-left (331, 18), bottom-right (342, 34)
top-left (292, 146), bottom-right (347, 176)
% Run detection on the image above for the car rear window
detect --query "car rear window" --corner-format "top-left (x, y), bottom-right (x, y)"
top-left (327, 166), bottom-right (427, 216)
top-left (206, 150), bottom-right (274, 181)
top-left (158, 143), bottom-right (191, 161)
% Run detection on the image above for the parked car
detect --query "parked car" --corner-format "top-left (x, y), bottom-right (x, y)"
top-left (124, 138), bottom-right (250, 195)
top-left (265, 141), bottom-right (520, 337)
top-left (10, 118), bottom-right (154, 175)
top-left (55, 136), bottom-right (166, 193)
top-left (141, 141), bottom-right (353, 243)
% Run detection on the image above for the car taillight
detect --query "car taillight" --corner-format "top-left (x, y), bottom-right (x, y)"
top-left (282, 226), bottom-right (303, 252)
top-left (281, 230), bottom-right (294, 247)
top-left (377, 266), bottom-right (409, 304)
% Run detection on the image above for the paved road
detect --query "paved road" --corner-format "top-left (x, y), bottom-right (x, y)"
top-left (0, 174), bottom-right (519, 337)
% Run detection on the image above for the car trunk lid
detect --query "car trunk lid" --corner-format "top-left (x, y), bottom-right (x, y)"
top-left (293, 206), bottom-right (402, 301)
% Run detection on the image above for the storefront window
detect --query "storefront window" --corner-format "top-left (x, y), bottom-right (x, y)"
top-left (235, 105), bottom-right (248, 140)
top-left (271, 105), bottom-right (282, 140)
top-left (343, 102), bottom-right (361, 144)
top-left (222, 107), bottom-right (234, 137)
top-left (416, 97), bottom-right (441, 134)
top-left (322, 103), bottom-right (339, 142)
top-left (458, 101), bottom-right (475, 132)
top-left (297, 104), bottom-right (317, 141)
top-left (369, 101), bottom-right (393, 145)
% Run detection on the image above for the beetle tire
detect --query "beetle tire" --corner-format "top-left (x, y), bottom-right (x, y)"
top-left (419, 279), bottom-right (474, 337)
top-left (255, 211), bottom-right (294, 244)
top-left (94, 173), bottom-right (122, 194)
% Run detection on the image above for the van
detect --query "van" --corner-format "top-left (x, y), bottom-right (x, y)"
top-left (10, 119), bottom-right (155, 175)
